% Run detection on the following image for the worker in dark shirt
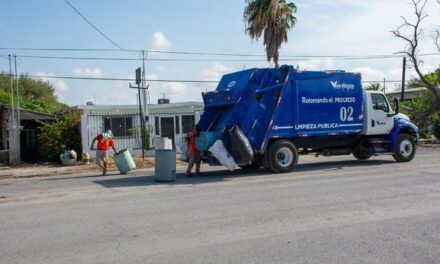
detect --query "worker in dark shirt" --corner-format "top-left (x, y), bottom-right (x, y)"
top-left (186, 125), bottom-right (202, 176)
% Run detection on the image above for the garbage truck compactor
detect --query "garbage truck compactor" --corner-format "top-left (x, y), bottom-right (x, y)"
top-left (196, 65), bottom-right (419, 173)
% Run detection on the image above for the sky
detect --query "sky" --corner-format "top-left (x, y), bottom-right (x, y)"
top-left (0, 0), bottom-right (439, 106)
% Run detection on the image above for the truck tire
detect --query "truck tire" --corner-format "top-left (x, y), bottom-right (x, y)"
top-left (239, 162), bottom-right (261, 170)
top-left (352, 144), bottom-right (373, 160)
top-left (239, 157), bottom-right (262, 170)
top-left (267, 140), bottom-right (298, 173)
top-left (393, 134), bottom-right (416, 162)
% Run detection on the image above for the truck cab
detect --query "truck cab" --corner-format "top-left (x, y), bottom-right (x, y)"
top-left (363, 91), bottom-right (395, 135)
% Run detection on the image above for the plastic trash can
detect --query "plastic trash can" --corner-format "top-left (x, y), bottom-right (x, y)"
top-left (196, 131), bottom-right (218, 151)
top-left (155, 149), bottom-right (176, 182)
top-left (114, 149), bottom-right (136, 174)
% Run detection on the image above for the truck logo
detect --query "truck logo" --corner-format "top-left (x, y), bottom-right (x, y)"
top-left (227, 81), bottom-right (237, 88)
top-left (330, 81), bottom-right (355, 91)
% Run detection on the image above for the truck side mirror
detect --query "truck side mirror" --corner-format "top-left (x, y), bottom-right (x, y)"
top-left (393, 98), bottom-right (400, 115)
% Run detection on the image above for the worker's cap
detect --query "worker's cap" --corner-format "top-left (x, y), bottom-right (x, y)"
top-left (103, 130), bottom-right (113, 139)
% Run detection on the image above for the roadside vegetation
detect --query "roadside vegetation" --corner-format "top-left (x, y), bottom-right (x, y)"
top-left (38, 110), bottom-right (82, 162)
top-left (0, 73), bottom-right (67, 114)
top-left (392, 0), bottom-right (440, 138)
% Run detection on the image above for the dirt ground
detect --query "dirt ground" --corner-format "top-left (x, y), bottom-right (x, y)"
top-left (0, 154), bottom-right (186, 178)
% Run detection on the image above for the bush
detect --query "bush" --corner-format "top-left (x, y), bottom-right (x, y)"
top-left (38, 111), bottom-right (82, 162)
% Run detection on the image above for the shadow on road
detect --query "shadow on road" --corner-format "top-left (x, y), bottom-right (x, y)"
top-left (44, 174), bottom-right (110, 181)
top-left (92, 158), bottom-right (395, 188)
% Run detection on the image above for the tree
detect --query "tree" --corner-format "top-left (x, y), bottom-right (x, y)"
top-left (402, 71), bottom-right (440, 137)
top-left (0, 73), bottom-right (67, 114)
top-left (391, 0), bottom-right (440, 122)
top-left (364, 82), bottom-right (382, 91)
top-left (244, 0), bottom-right (297, 67)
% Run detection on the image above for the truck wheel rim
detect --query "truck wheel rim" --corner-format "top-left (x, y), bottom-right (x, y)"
top-left (399, 139), bottom-right (413, 158)
top-left (276, 147), bottom-right (293, 168)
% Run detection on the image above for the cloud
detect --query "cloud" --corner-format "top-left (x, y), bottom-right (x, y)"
top-left (156, 65), bottom-right (167, 72)
top-left (350, 66), bottom-right (385, 81)
top-left (145, 74), bottom-right (158, 81)
top-left (73, 67), bottom-right (103, 78)
top-left (200, 63), bottom-right (235, 91)
top-left (295, 59), bottom-right (335, 71)
top-left (96, 75), bottom-right (138, 105)
top-left (34, 72), bottom-right (69, 100)
top-left (201, 63), bottom-right (234, 82)
top-left (162, 82), bottom-right (188, 95)
top-left (151, 32), bottom-right (172, 51)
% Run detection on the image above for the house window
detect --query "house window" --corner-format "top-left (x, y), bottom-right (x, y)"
top-left (175, 116), bottom-right (180, 134)
top-left (182, 115), bottom-right (195, 134)
top-left (103, 116), bottom-right (133, 137)
top-left (155, 116), bottom-right (160, 136)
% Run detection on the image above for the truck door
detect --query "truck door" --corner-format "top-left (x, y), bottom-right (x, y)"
top-left (366, 93), bottom-right (394, 135)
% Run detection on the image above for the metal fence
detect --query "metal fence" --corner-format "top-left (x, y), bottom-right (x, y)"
top-left (83, 107), bottom-right (203, 154)
top-left (86, 113), bottom-right (143, 151)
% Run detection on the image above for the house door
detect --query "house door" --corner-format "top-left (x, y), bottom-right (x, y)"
top-left (160, 117), bottom-right (175, 145)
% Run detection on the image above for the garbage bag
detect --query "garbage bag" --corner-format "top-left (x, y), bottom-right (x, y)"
top-left (178, 142), bottom-right (189, 162)
top-left (208, 140), bottom-right (237, 171)
top-left (229, 126), bottom-right (254, 166)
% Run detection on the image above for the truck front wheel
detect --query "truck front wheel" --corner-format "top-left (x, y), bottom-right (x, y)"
top-left (268, 140), bottom-right (298, 173)
top-left (393, 134), bottom-right (416, 162)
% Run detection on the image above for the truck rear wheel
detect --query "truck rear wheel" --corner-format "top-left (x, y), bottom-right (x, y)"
top-left (239, 157), bottom-right (262, 170)
top-left (268, 140), bottom-right (298, 173)
top-left (393, 134), bottom-right (416, 162)
top-left (352, 144), bottom-right (373, 160)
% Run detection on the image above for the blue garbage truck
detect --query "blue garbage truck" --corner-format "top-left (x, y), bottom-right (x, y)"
top-left (196, 65), bottom-right (419, 173)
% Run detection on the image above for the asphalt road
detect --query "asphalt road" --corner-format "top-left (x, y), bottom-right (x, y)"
top-left (1, 147), bottom-right (439, 264)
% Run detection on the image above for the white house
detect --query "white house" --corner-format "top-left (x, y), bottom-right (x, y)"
top-left (69, 102), bottom-right (204, 158)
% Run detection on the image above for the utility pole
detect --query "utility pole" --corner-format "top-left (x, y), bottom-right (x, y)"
top-left (8, 55), bottom-right (15, 127)
top-left (141, 50), bottom-right (150, 148)
top-left (134, 67), bottom-right (145, 159)
top-left (14, 55), bottom-right (20, 127)
top-left (383, 78), bottom-right (386, 95)
top-left (8, 54), bottom-right (19, 165)
top-left (401, 57), bottom-right (406, 101)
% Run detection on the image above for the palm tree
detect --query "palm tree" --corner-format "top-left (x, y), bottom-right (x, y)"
top-left (244, 0), bottom-right (297, 67)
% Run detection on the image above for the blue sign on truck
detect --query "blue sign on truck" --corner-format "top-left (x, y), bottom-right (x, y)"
top-left (197, 65), bottom-right (419, 173)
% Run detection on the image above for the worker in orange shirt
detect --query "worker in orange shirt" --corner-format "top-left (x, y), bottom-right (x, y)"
top-left (90, 130), bottom-right (117, 175)
top-left (186, 125), bottom-right (202, 176)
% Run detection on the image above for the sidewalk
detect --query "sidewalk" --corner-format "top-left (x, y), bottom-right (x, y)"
top-left (0, 156), bottom-right (161, 179)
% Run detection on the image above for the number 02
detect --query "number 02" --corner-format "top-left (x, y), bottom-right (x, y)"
top-left (340, 107), bottom-right (354, 121)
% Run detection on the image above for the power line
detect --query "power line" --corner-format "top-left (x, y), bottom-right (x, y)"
top-left (1, 53), bottom-right (440, 62)
top-left (63, 0), bottom-right (124, 50)
top-left (28, 74), bottom-right (219, 83)
top-left (1, 46), bottom-right (439, 58)
top-left (26, 74), bottom-right (401, 84)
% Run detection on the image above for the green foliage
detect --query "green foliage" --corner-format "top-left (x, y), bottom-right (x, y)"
top-left (401, 90), bottom-right (439, 138)
top-left (38, 111), bottom-right (82, 162)
top-left (0, 73), bottom-right (67, 114)
top-left (127, 126), bottom-right (152, 149)
top-left (143, 128), bottom-right (151, 149)
top-left (399, 70), bottom-right (440, 137)
top-left (244, 0), bottom-right (297, 66)
top-left (364, 83), bottom-right (381, 91)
